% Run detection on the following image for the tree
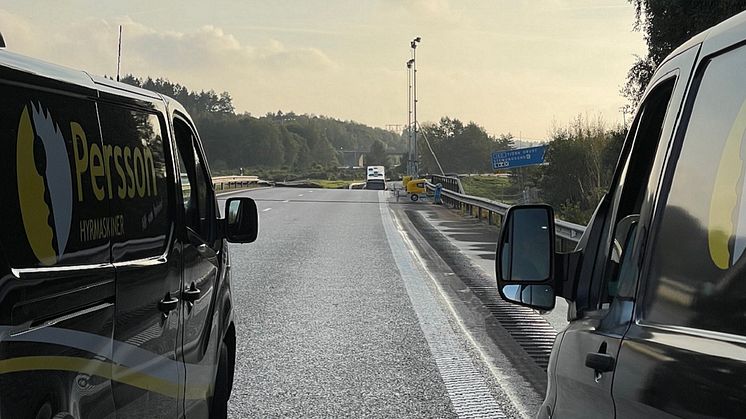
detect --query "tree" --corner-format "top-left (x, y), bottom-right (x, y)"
top-left (367, 140), bottom-right (387, 166)
top-left (419, 117), bottom-right (513, 174)
top-left (538, 115), bottom-right (626, 223)
top-left (624, 1), bottom-right (746, 105)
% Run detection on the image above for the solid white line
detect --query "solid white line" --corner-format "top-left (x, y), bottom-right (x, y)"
top-left (378, 191), bottom-right (506, 419)
top-left (262, 208), bottom-right (272, 212)
top-left (391, 207), bottom-right (535, 418)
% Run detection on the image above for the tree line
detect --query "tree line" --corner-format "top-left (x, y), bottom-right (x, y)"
top-left (120, 76), bottom-right (406, 174)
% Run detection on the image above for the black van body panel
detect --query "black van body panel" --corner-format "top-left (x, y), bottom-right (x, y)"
top-left (0, 50), bottom-right (234, 418)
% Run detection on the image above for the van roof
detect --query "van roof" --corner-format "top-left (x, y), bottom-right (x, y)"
top-left (662, 10), bottom-right (746, 66)
top-left (0, 49), bottom-right (95, 89)
top-left (0, 49), bottom-right (163, 102)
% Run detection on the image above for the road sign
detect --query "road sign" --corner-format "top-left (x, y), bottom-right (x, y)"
top-left (492, 145), bottom-right (546, 170)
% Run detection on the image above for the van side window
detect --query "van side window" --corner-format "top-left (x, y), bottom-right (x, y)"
top-left (601, 78), bottom-right (675, 305)
top-left (174, 118), bottom-right (214, 241)
top-left (98, 104), bottom-right (172, 261)
top-left (644, 46), bottom-right (746, 336)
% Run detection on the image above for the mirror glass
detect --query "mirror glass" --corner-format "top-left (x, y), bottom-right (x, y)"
top-left (508, 208), bottom-right (551, 281)
top-left (501, 284), bottom-right (554, 310)
top-left (227, 200), bottom-right (241, 224)
top-left (225, 197), bottom-right (258, 243)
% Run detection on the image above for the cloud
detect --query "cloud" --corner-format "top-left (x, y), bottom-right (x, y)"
top-left (0, 9), bottom-right (342, 119)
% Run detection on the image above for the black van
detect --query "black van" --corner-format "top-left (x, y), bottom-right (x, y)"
top-left (0, 49), bottom-right (258, 418)
top-left (496, 10), bottom-right (746, 419)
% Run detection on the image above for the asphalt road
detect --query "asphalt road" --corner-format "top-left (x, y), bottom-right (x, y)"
top-left (218, 187), bottom-right (517, 418)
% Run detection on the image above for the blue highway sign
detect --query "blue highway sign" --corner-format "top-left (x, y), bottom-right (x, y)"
top-left (492, 145), bottom-right (546, 170)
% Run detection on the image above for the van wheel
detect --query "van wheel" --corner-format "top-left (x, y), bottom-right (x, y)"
top-left (410, 194), bottom-right (419, 201)
top-left (211, 343), bottom-right (230, 419)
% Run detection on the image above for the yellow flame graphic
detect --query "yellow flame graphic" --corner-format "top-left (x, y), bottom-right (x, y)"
top-left (709, 100), bottom-right (746, 269)
top-left (16, 106), bottom-right (56, 266)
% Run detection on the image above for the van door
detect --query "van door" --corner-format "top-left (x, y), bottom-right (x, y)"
top-left (172, 115), bottom-right (221, 416)
top-left (98, 101), bottom-right (183, 418)
top-left (614, 42), bottom-right (746, 418)
top-left (551, 47), bottom-right (694, 418)
top-left (0, 81), bottom-right (116, 418)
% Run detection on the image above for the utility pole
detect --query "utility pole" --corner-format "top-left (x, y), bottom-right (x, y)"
top-left (410, 36), bottom-right (421, 176)
top-left (406, 59), bottom-right (414, 176)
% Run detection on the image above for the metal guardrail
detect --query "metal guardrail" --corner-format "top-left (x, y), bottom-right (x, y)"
top-left (182, 175), bottom-right (267, 194)
top-left (431, 174), bottom-right (465, 194)
top-left (212, 175), bottom-right (266, 192)
top-left (425, 179), bottom-right (586, 252)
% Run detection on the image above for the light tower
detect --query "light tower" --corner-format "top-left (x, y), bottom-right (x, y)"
top-left (406, 58), bottom-right (414, 176)
top-left (410, 36), bottom-right (421, 176)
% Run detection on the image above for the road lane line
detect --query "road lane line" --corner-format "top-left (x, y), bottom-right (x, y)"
top-left (262, 208), bottom-right (272, 212)
top-left (378, 191), bottom-right (507, 419)
top-left (298, 194), bottom-right (304, 197)
top-left (394, 208), bottom-right (538, 418)
top-left (282, 200), bottom-right (290, 203)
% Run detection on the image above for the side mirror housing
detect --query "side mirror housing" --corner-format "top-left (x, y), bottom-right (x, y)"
top-left (224, 197), bottom-right (258, 243)
top-left (496, 204), bottom-right (556, 310)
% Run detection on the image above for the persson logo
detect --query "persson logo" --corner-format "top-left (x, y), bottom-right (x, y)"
top-left (16, 103), bottom-right (73, 266)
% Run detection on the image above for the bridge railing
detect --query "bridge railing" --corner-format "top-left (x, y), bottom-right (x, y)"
top-left (425, 179), bottom-right (585, 252)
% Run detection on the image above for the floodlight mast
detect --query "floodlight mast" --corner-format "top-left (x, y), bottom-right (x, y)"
top-left (410, 37), bottom-right (421, 176)
top-left (406, 59), bottom-right (414, 176)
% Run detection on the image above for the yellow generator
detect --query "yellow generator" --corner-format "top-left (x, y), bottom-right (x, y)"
top-left (406, 179), bottom-right (427, 201)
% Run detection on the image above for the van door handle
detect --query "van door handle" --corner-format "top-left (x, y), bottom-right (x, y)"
top-left (158, 293), bottom-right (179, 313)
top-left (585, 352), bottom-right (615, 373)
top-left (183, 283), bottom-right (201, 302)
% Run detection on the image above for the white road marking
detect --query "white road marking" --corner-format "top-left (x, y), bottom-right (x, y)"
top-left (283, 200), bottom-right (290, 203)
top-left (378, 191), bottom-right (507, 419)
top-left (262, 208), bottom-right (272, 212)
top-left (298, 194), bottom-right (304, 197)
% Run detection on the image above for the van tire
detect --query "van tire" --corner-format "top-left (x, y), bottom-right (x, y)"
top-left (211, 343), bottom-right (230, 419)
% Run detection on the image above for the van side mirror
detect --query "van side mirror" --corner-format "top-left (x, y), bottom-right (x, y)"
top-left (496, 204), bottom-right (556, 310)
top-left (224, 197), bottom-right (258, 243)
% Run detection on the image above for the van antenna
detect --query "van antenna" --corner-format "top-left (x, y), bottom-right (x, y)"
top-left (0, 32), bottom-right (6, 48)
top-left (116, 25), bottom-right (122, 81)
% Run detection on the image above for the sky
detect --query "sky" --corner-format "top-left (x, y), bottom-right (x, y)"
top-left (0, 0), bottom-right (646, 140)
